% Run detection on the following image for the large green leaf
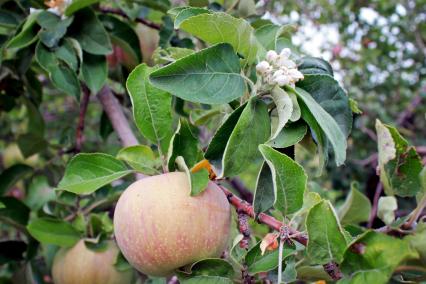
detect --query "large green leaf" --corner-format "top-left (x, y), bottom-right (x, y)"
top-left (68, 8), bottom-right (112, 55)
top-left (178, 12), bottom-right (261, 63)
top-left (267, 121), bottom-right (307, 149)
top-left (306, 200), bottom-right (347, 264)
top-left (27, 218), bottom-right (80, 247)
top-left (37, 11), bottom-right (74, 48)
top-left (126, 64), bottom-right (173, 153)
top-left (204, 104), bottom-right (246, 171)
top-left (297, 74), bottom-right (352, 137)
top-left (168, 119), bottom-right (203, 171)
top-left (81, 52), bottom-right (107, 94)
top-left (0, 197), bottom-right (30, 226)
top-left (338, 182), bottom-right (372, 225)
top-left (65, 0), bottom-right (102, 16)
top-left (270, 86), bottom-right (293, 140)
top-left (116, 145), bottom-right (161, 175)
top-left (222, 98), bottom-right (270, 177)
top-left (375, 120), bottom-right (423, 197)
top-left (17, 133), bottom-right (48, 158)
top-left (340, 232), bottom-right (418, 284)
top-left (174, 7), bottom-right (210, 28)
top-left (253, 163), bottom-right (274, 215)
top-left (297, 56), bottom-right (333, 76)
top-left (181, 258), bottom-right (234, 279)
top-left (245, 241), bottom-right (296, 274)
top-left (150, 43), bottom-right (245, 104)
top-left (0, 164), bottom-right (33, 195)
top-left (255, 24), bottom-right (293, 52)
top-left (293, 87), bottom-right (347, 167)
top-left (258, 144), bottom-right (307, 216)
top-left (7, 11), bottom-right (39, 49)
top-left (35, 42), bottom-right (81, 100)
top-left (57, 153), bottom-right (133, 195)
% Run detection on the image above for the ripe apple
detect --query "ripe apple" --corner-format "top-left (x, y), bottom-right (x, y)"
top-left (114, 172), bottom-right (231, 276)
top-left (52, 240), bottom-right (134, 284)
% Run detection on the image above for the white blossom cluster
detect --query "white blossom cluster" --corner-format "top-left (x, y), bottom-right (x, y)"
top-left (256, 48), bottom-right (304, 87)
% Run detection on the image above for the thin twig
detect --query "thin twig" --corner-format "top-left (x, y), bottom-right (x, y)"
top-left (405, 194), bottom-right (426, 229)
top-left (228, 177), bottom-right (254, 203)
top-left (75, 86), bottom-right (91, 153)
top-left (98, 6), bottom-right (161, 30)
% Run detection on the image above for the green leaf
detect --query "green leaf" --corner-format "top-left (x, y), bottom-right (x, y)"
top-left (57, 153), bottom-right (133, 195)
top-left (306, 200), bottom-right (347, 264)
top-left (50, 64), bottom-right (81, 100)
top-left (175, 156), bottom-right (210, 196)
top-left (340, 232), bottom-right (418, 284)
top-left (115, 252), bottom-right (133, 272)
top-left (150, 43), bottom-right (245, 104)
top-left (127, 64), bottom-right (173, 153)
top-left (293, 86), bottom-right (347, 167)
top-left (186, 160), bottom-right (211, 197)
top-left (182, 258), bottom-right (234, 278)
top-left (27, 218), bottom-right (80, 247)
top-left (99, 14), bottom-right (142, 63)
top-left (296, 74), bottom-right (352, 137)
top-left (174, 7), bottom-right (210, 29)
top-left (7, 12), bottom-right (39, 49)
top-left (253, 163), bottom-right (274, 215)
top-left (375, 120), bottom-right (423, 197)
top-left (338, 182), bottom-right (372, 225)
top-left (222, 98), bottom-right (270, 177)
top-left (17, 133), bottom-right (48, 158)
top-left (282, 256), bottom-right (297, 283)
top-left (65, 0), bottom-right (102, 16)
top-left (37, 11), bottom-right (74, 48)
top-left (116, 145), bottom-right (161, 175)
top-left (268, 121), bottom-right (307, 149)
top-left (405, 222), bottom-right (426, 265)
top-left (377, 196), bottom-right (397, 225)
top-left (246, 241), bottom-right (296, 274)
top-left (0, 10), bottom-right (20, 28)
top-left (0, 164), bottom-right (33, 195)
top-left (25, 176), bottom-right (55, 211)
top-left (81, 52), bottom-right (107, 94)
top-left (168, 119), bottom-right (202, 171)
top-left (54, 39), bottom-right (79, 72)
top-left (0, 197), bottom-right (30, 226)
top-left (298, 56), bottom-right (333, 76)
top-left (179, 12), bottom-right (261, 63)
top-left (35, 42), bottom-right (81, 100)
top-left (153, 46), bottom-right (195, 65)
top-left (258, 144), bottom-right (307, 215)
top-left (270, 86), bottom-right (293, 140)
top-left (255, 24), bottom-right (293, 52)
top-left (68, 8), bottom-right (112, 55)
top-left (204, 104), bottom-right (246, 171)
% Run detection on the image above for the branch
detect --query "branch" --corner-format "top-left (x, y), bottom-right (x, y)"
top-left (217, 185), bottom-right (342, 280)
top-left (75, 86), bottom-right (91, 153)
top-left (98, 6), bottom-right (161, 30)
top-left (97, 86), bottom-right (139, 147)
top-left (396, 95), bottom-right (423, 126)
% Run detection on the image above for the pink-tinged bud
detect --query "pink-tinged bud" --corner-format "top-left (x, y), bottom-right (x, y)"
top-left (279, 48), bottom-right (291, 58)
top-left (266, 50), bottom-right (278, 62)
top-left (256, 61), bottom-right (271, 74)
top-left (278, 57), bottom-right (296, 69)
top-left (274, 75), bottom-right (290, 86)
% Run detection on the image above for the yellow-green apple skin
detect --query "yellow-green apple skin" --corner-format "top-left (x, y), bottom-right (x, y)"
top-left (52, 240), bottom-right (134, 284)
top-left (114, 172), bottom-right (231, 277)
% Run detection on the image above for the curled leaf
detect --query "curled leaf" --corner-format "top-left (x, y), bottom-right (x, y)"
top-left (260, 232), bottom-right (279, 255)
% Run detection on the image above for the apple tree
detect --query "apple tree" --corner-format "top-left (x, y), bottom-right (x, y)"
top-left (0, 0), bottom-right (425, 283)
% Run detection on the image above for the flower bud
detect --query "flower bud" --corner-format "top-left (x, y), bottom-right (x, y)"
top-left (277, 57), bottom-right (296, 69)
top-left (274, 75), bottom-right (290, 86)
top-left (288, 69), bottom-right (304, 81)
top-left (279, 48), bottom-right (291, 58)
top-left (256, 61), bottom-right (271, 74)
top-left (266, 50), bottom-right (278, 63)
